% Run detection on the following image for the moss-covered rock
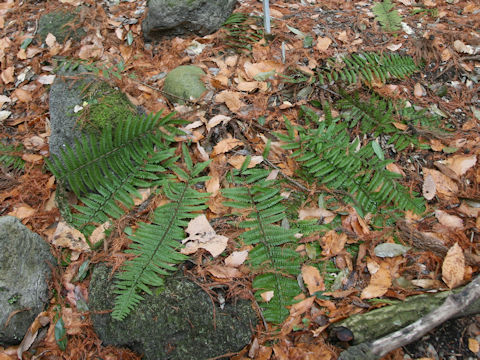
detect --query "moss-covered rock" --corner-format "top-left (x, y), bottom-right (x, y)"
top-left (163, 65), bottom-right (206, 104)
top-left (89, 264), bottom-right (256, 360)
top-left (37, 9), bottom-right (86, 44)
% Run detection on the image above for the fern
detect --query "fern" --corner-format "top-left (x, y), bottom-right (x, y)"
top-left (223, 12), bottom-right (264, 52)
top-left (112, 145), bottom-right (211, 321)
top-left (222, 167), bottom-right (301, 324)
top-left (318, 52), bottom-right (419, 85)
top-left (277, 118), bottom-right (425, 216)
top-left (372, 0), bottom-right (402, 32)
top-left (46, 111), bottom-right (185, 197)
top-left (0, 143), bottom-right (24, 170)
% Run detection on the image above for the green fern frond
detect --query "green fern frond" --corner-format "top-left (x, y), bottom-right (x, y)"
top-left (71, 149), bottom-right (176, 237)
top-left (223, 168), bottom-right (302, 324)
top-left (46, 111), bottom-right (185, 196)
top-left (0, 143), bottom-right (24, 170)
top-left (372, 0), bottom-right (402, 32)
top-left (318, 52), bottom-right (419, 85)
top-left (277, 118), bottom-right (425, 216)
top-left (223, 12), bottom-right (264, 52)
top-left (112, 147), bottom-right (211, 321)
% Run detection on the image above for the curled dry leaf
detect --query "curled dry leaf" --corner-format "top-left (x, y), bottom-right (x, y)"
top-left (211, 137), bottom-right (243, 156)
top-left (224, 250), bottom-right (249, 267)
top-left (321, 230), bottom-right (348, 257)
top-left (181, 214), bottom-right (228, 257)
top-left (244, 60), bottom-right (285, 80)
top-left (441, 154), bottom-right (477, 177)
top-left (423, 168), bottom-right (458, 198)
top-left (435, 210), bottom-right (464, 229)
top-left (442, 242), bottom-right (465, 289)
top-left (301, 265), bottom-right (325, 295)
top-left (361, 260), bottom-right (391, 299)
top-left (206, 114), bottom-right (231, 131)
top-left (298, 207), bottom-right (336, 223)
top-left (214, 90), bottom-right (245, 112)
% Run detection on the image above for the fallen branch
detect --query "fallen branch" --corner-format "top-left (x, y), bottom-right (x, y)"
top-left (337, 275), bottom-right (480, 359)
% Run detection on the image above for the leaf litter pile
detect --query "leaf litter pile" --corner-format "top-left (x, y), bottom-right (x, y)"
top-left (1, 0), bottom-right (480, 359)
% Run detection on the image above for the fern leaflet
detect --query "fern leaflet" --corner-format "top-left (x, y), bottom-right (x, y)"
top-left (0, 143), bottom-right (25, 170)
top-left (112, 145), bottom-right (210, 321)
top-left (372, 0), bottom-right (402, 32)
top-left (222, 167), bottom-right (301, 324)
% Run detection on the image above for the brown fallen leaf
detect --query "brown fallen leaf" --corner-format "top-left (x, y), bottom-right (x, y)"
top-left (181, 214), bottom-right (229, 257)
top-left (442, 243), bottom-right (465, 289)
top-left (435, 210), bottom-right (463, 229)
top-left (301, 265), bottom-right (325, 295)
top-left (423, 168), bottom-right (458, 198)
top-left (224, 250), bottom-right (249, 267)
top-left (214, 90), bottom-right (245, 112)
top-left (441, 154), bottom-right (477, 177)
top-left (8, 204), bottom-right (35, 220)
top-left (422, 173), bottom-right (436, 200)
top-left (211, 136), bottom-right (243, 156)
top-left (207, 265), bottom-right (242, 278)
top-left (298, 207), bottom-right (336, 223)
top-left (361, 260), bottom-right (392, 299)
top-left (316, 37), bottom-right (332, 51)
top-left (51, 221), bottom-right (90, 253)
top-left (321, 230), bottom-right (348, 257)
top-left (244, 60), bottom-right (285, 80)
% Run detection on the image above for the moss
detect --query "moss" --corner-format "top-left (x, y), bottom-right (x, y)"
top-left (75, 81), bottom-right (136, 133)
top-left (37, 9), bottom-right (86, 44)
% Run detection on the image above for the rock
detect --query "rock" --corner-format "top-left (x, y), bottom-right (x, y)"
top-left (163, 65), bottom-right (206, 104)
top-left (37, 8), bottom-right (86, 44)
top-left (89, 264), bottom-right (256, 360)
top-left (49, 64), bottom-right (137, 160)
top-left (0, 216), bottom-right (54, 346)
top-left (142, 0), bottom-right (237, 40)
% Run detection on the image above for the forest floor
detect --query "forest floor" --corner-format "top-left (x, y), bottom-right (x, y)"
top-left (0, 0), bottom-right (480, 359)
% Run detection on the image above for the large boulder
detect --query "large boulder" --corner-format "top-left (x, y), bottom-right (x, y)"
top-left (163, 65), bottom-right (206, 104)
top-left (49, 65), bottom-right (137, 160)
top-left (0, 216), bottom-right (54, 346)
top-left (142, 0), bottom-right (237, 41)
top-left (37, 8), bottom-right (86, 44)
top-left (89, 264), bottom-right (256, 360)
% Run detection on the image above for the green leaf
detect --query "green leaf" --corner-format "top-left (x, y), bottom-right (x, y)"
top-left (372, 0), bottom-right (402, 32)
top-left (127, 30), bottom-right (134, 45)
top-left (372, 140), bottom-right (385, 160)
top-left (55, 318), bottom-right (67, 351)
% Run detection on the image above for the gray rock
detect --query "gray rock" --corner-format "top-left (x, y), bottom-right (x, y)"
top-left (163, 65), bottom-right (206, 104)
top-left (37, 9), bottom-right (86, 44)
top-left (49, 65), bottom-right (136, 160)
top-left (0, 216), bottom-right (54, 346)
top-left (89, 264), bottom-right (256, 360)
top-left (142, 0), bottom-right (237, 40)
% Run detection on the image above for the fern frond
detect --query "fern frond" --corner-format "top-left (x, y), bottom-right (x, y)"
top-left (222, 168), bottom-right (302, 324)
top-left (373, 0), bottom-right (402, 32)
top-left (46, 111), bottom-right (185, 196)
top-left (0, 143), bottom-right (25, 170)
top-left (71, 149), bottom-right (176, 236)
top-left (318, 52), bottom-right (419, 85)
top-left (279, 118), bottom-right (425, 215)
top-left (112, 148), bottom-right (210, 321)
top-left (222, 12), bottom-right (263, 52)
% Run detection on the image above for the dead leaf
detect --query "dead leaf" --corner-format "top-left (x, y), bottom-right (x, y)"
top-left (441, 154), bottom-right (476, 177)
top-left (228, 155), bottom-right (263, 169)
top-left (211, 137), bottom-right (243, 156)
top-left (260, 291), bottom-right (274, 302)
top-left (12, 88), bottom-right (32, 102)
top-left (422, 173), bottom-right (436, 200)
top-left (316, 37), bottom-right (332, 51)
top-left (361, 260), bottom-right (391, 299)
top-left (337, 31), bottom-right (348, 43)
top-left (468, 338), bottom-right (480, 353)
top-left (442, 243), bottom-right (465, 288)
top-left (414, 83), bottom-right (425, 97)
top-left (45, 33), bottom-right (57, 47)
top-left (1, 66), bottom-right (14, 84)
top-left (206, 114), bottom-right (231, 131)
top-left (51, 221), bottom-right (90, 253)
top-left (298, 207), bottom-right (336, 223)
top-left (214, 90), bottom-right (244, 112)
top-left (453, 40), bottom-right (474, 55)
top-left (423, 168), bottom-right (458, 198)
top-left (435, 210), bottom-right (463, 229)
top-left (8, 204), bottom-right (35, 219)
top-left (224, 250), bottom-right (249, 267)
top-left (17, 312), bottom-right (49, 360)
top-left (89, 221), bottom-right (112, 245)
top-left (244, 60), bottom-right (284, 80)
top-left (181, 214), bottom-right (228, 257)
top-left (386, 163), bottom-right (405, 176)
top-left (22, 153), bottom-right (43, 163)
top-left (207, 265), bottom-right (242, 278)
top-left (321, 230), bottom-right (348, 257)
top-left (302, 265), bottom-right (325, 295)
top-left (37, 74), bottom-right (55, 85)
top-left (23, 135), bottom-right (44, 150)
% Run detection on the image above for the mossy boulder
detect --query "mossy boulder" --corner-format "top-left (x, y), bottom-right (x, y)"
top-left (37, 9), bottom-right (86, 44)
top-left (163, 65), bottom-right (206, 104)
top-left (89, 264), bottom-right (256, 360)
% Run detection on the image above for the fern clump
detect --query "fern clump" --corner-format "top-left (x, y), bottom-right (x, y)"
top-left (277, 117), bottom-right (425, 216)
top-left (318, 52), bottom-right (418, 85)
top-left (112, 145), bottom-right (211, 321)
top-left (222, 166), bottom-right (302, 324)
top-left (222, 12), bottom-right (264, 52)
top-left (0, 143), bottom-right (24, 170)
top-left (372, 0), bottom-right (402, 32)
